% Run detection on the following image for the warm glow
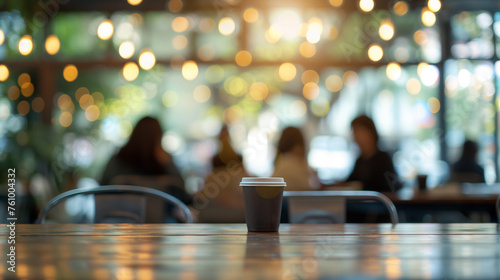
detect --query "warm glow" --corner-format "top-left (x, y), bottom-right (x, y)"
top-left (119, 41), bottom-right (135, 59)
top-left (386, 62), bottom-right (402, 81)
top-left (290, 100), bottom-right (307, 117)
top-left (168, 0), bottom-right (183, 12)
top-left (182, 60), bottom-right (199, 80)
top-left (63, 64), bottom-right (78, 82)
top-left (8, 86), bottom-right (20, 101)
top-left (235, 50), bottom-right (252, 67)
top-left (172, 16), bottom-right (189, 32)
top-left (417, 62), bottom-right (430, 76)
top-left (199, 18), bottom-right (215, 33)
top-left (0, 65), bottom-right (8, 82)
top-left (299, 42), bottom-right (316, 58)
top-left (57, 94), bottom-right (72, 110)
top-left (368, 44), bottom-right (383, 61)
top-left (272, 10), bottom-right (302, 40)
top-left (303, 82), bottom-right (320, 100)
top-left (18, 35), bottom-right (33, 56)
top-left (379, 20), bottom-right (394, 41)
top-left (359, 0), bottom-right (374, 12)
top-left (218, 17), bottom-right (236, 36)
top-left (329, 0), bottom-right (343, 7)
top-left (243, 8), bottom-right (259, 23)
top-left (421, 8), bottom-right (436, 27)
top-left (17, 101), bottom-right (30, 116)
top-left (122, 62), bottom-right (139, 81)
top-left (325, 75), bottom-right (343, 92)
top-left (172, 35), bottom-right (188, 50)
top-left (406, 78), bottom-right (421, 95)
top-left (301, 70), bottom-right (319, 85)
top-left (428, 0), bottom-right (441, 12)
top-left (278, 63), bottom-right (297, 82)
top-left (32, 97), bottom-right (45, 113)
top-left (138, 50), bottom-right (156, 70)
top-left (85, 105), bottom-right (100, 121)
top-left (428, 97), bottom-right (440, 113)
top-left (193, 85), bottom-right (211, 103)
top-left (127, 0), bottom-right (142, 6)
top-left (45, 35), bottom-right (60, 55)
top-left (97, 19), bottom-right (114, 40)
top-left (249, 82), bottom-right (269, 101)
top-left (265, 25), bottom-right (282, 43)
top-left (414, 30), bottom-right (428, 45)
top-left (306, 18), bottom-right (323, 44)
top-left (393, 1), bottom-right (409, 16)
top-left (21, 83), bottom-right (34, 97)
top-left (59, 112), bottom-right (73, 127)
top-left (0, 29), bottom-right (4, 46)
top-left (18, 73), bottom-right (30, 87)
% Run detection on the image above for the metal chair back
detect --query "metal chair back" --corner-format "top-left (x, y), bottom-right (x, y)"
top-left (284, 190), bottom-right (399, 226)
top-left (37, 185), bottom-right (193, 224)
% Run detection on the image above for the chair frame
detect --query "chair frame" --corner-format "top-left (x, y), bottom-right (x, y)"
top-left (284, 190), bottom-right (399, 226)
top-left (37, 185), bottom-right (193, 224)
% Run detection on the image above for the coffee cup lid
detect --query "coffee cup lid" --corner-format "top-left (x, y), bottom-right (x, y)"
top-left (240, 177), bottom-right (286, 187)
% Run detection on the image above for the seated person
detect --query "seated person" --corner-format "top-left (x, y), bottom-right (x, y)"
top-left (344, 115), bottom-right (401, 193)
top-left (273, 127), bottom-right (319, 191)
top-left (450, 140), bottom-right (485, 183)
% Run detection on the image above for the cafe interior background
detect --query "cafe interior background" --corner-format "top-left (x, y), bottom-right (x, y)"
top-left (0, 0), bottom-right (499, 222)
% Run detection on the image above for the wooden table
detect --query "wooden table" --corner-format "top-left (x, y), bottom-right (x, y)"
top-left (1, 224), bottom-right (499, 279)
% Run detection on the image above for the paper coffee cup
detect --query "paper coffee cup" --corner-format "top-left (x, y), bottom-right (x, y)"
top-left (240, 177), bottom-right (286, 232)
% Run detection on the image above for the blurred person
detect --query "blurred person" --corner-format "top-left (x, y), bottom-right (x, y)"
top-left (345, 115), bottom-right (401, 193)
top-left (100, 116), bottom-right (191, 222)
top-left (195, 126), bottom-right (247, 223)
top-left (273, 126), bottom-right (319, 191)
top-left (450, 140), bottom-right (485, 183)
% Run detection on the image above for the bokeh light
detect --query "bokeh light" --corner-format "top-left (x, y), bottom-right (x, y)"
top-left (379, 20), bottom-right (394, 41)
top-left (122, 62), bottom-right (139, 81)
top-left (343, 71), bottom-right (359, 88)
top-left (428, 97), bottom-right (440, 113)
top-left (138, 50), bottom-right (156, 70)
top-left (306, 18), bottom-right (323, 44)
top-left (243, 8), bottom-right (259, 23)
top-left (329, 0), bottom-right (343, 7)
top-left (45, 35), bottom-right (60, 55)
top-left (325, 74), bottom-right (343, 92)
top-left (8, 86), bottom-right (20, 101)
top-left (299, 42), bottom-right (316, 58)
top-left (428, 0), bottom-right (441, 12)
top-left (406, 78), bottom-right (422, 95)
top-left (0, 65), bottom-right (9, 82)
top-left (119, 41), bottom-right (135, 59)
top-left (97, 19), bottom-right (114, 40)
top-left (85, 105), bottom-right (100, 121)
top-left (359, 0), bottom-right (374, 12)
top-left (17, 100), bottom-right (30, 115)
top-left (182, 60), bottom-right (199, 80)
top-left (63, 64), bottom-right (78, 82)
top-left (172, 16), bottom-right (189, 32)
top-left (386, 62), bottom-right (401, 81)
top-left (193, 85), bottom-right (211, 103)
top-left (172, 35), bottom-right (188, 50)
top-left (59, 112), bottom-right (73, 127)
top-left (18, 73), bottom-right (30, 87)
top-left (303, 82), bottom-right (320, 100)
top-left (311, 97), bottom-right (330, 117)
top-left (168, 0), bottom-right (183, 12)
top-left (393, 1), bottom-right (408, 16)
top-left (421, 8), bottom-right (436, 27)
top-left (235, 50), bottom-right (252, 67)
top-left (21, 83), bottom-right (34, 97)
top-left (301, 70), bottom-right (319, 85)
top-left (218, 17), bottom-right (236, 36)
top-left (368, 44), bottom-right (383, 61)
top-left (272, 10), bottom-right (301, 40)
top-left (249, 82), bottom-right (269, 101)
top-left (127, 0), bottom-right (142, 6)
top-left (199, 18), bottom-right (215, 33)
top-left (290, 100), bottom-right (307, 117)
top-left (18, 35), bottom-right (33, 56)
top-left (278, 62), bottom-right (297, 81)
top-left (0, 29), bottom-right (4, 46)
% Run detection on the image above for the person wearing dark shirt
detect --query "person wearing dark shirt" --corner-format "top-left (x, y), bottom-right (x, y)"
top-left (345, 115), bottom-right (401, 193)
top-left (451, 140), bottom-right (485, 183)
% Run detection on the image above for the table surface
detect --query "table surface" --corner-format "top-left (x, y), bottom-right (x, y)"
top-left (1, 223), bottom-right (499, 279)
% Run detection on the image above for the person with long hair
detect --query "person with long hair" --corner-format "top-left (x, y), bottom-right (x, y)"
top-left (195, 125), bottom-right (247, 223)
top-left (273, 126), bottom-right (318, 191)
top-left (100, 117), bottom-right (191, 222)
top-left (345, 115), bottom-right (401, 193)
